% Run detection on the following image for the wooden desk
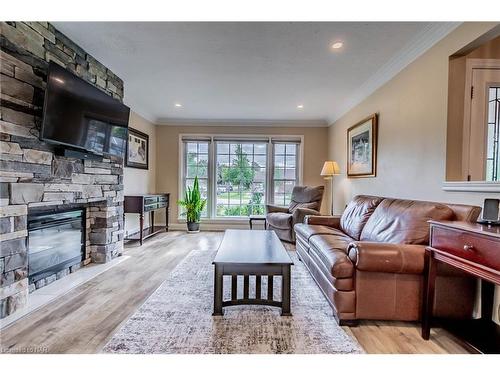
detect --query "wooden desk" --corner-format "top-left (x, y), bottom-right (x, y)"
top-left (422, 220), bottom-right (500, 353)
top-left (124, 193), bottom-right (169, 245)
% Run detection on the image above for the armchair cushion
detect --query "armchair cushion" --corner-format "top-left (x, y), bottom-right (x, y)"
top-left (292, 207), bottom-right (320, 225)
top-left (266, 204), bottom-right (289, 214)
top-left (347, 241), bottom-right (425, 274)
top-left (266, 212), bottom-right (292, 229)
top-left (288, 185), bottom-right (324, 212)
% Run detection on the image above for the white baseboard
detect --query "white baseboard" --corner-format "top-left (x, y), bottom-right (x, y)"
top-left (159, 221), bottom-right (263, 232)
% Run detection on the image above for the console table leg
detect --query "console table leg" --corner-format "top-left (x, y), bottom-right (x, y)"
top-left (166, 207), bottom-right (169, 232)
top-left (139, 213), bottom-right (144, 246)
top-left (422, 249), bottom-right (436, 340)
top-left (213, 265), bottom-right (223, 316)
top-left (281, 265), bottom-right (291, 316)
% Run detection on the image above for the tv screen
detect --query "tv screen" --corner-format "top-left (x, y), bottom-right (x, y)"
top-left (41, 62), bottom-right (130, 158)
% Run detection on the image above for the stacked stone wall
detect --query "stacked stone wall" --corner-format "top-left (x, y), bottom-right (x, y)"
top-left (0, 22), bottom-right (126, 318)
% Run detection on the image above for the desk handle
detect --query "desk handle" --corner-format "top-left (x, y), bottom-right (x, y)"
top-left (463, 244), bottom-right (474, 251)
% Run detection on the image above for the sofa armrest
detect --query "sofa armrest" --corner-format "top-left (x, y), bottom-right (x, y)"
top-left (292, 207), bottom-right (320, 225)
top-left (266, 204), bottom-right (289, 214)
top-left (347, 242), bottom-right (425, 274)
top-left (304, 215), bottom-right (341, 229)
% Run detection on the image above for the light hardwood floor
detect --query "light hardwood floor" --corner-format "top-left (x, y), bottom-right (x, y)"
top-left (0, 231), bottom-right (472, 354)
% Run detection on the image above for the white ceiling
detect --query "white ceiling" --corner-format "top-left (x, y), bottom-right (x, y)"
top-left (53, 22), bottom-right (459, 125)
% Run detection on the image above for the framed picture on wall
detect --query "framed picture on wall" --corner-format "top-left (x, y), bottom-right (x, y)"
top-left (126, 128), bottom-right (149, 170)
top-left (347, 113), bottom-right (378, 177)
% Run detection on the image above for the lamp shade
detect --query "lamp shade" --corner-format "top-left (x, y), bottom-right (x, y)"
top-left (320, 161), bottom-right (340, 176)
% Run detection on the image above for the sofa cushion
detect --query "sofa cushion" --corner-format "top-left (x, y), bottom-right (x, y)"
top-left (294, 223), bottom-right (344, 241)
top-left (266, 212), bottom-right (292, 229)
top-left (360, 198), bottom-right (454, 244)
top-left (309, 234), bottom-right (354, 278)
top-left (340, 195), bottom-right (384, 240)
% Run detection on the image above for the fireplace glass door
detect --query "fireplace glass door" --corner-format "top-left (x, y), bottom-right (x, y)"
top-left (28, 209), bottom-right (85, 283)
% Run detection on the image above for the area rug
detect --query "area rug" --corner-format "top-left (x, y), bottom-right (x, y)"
top-left (102, 248), bottom-right (363, 354)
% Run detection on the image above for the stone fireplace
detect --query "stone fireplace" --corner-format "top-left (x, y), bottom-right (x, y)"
top-left (1, 22), bottom-right (126, 318)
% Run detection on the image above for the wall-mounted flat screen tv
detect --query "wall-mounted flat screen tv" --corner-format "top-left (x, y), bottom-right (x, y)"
top-left (41, 62), bottom-right (130, 158)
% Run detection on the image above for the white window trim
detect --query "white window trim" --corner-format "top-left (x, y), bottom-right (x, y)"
top-left (442, 180), bottom-right (500, 192)
top-left (270, 140), bottom-right (302, 206)
top-left (178, 133), bottom-right (304, 221)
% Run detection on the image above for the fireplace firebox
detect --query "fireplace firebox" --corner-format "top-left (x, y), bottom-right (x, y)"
top-left (28, 208), bottom-right (85, 284)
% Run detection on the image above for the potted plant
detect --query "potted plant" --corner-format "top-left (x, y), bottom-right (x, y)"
top-left (178, 176), bottom-right (207, 233)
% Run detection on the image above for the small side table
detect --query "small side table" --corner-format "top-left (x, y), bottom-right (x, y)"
top-left (249, 215), bottom-right (266, 230)
top-left (422, 220), bottom-right (500, 353)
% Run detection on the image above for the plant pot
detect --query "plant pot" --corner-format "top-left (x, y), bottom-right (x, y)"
top-left (187, 221), bottom-right (200, 233)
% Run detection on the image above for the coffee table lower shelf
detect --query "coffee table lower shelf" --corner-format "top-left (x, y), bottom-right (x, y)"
top-left (212, 264), bottom-right (292, 316)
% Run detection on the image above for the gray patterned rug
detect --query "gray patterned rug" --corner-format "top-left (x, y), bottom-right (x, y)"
top-left (102, 248), bottom-right (363, 354)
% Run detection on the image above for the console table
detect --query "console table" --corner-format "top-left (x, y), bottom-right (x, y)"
top-left (124, 193), bottom-right (169, 245)
top-left (422, 220), bottom-right (500, 353)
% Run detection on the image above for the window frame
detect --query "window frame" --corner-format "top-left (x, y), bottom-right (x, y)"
top-left (178, 134), bottom-right (304, 221)
top-left (214, 140), bottom-right (269, 218)
top-left (179, 139), bottom-right (212, 218)
top-left (270, 141), bottom-right (301, 207)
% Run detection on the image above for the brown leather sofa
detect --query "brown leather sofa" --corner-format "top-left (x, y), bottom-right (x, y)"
top-left (266, 185), bottom-right (324, 243)
top-left (294, 195), bottom-right (482, 325)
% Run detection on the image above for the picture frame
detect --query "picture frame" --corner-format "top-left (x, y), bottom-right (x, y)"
top-left (126, 128), bottom-right (149, 170)
top-left (347, 113), bottom-right (378, 178)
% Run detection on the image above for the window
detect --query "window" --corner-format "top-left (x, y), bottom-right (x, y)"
top-left (180, 135), bottom-right (302, 219)
top-left (216, 142), bottom-right (267, 216)
top-left (272, 142), bottom-right (299, 206)
top-left (486, 86), bottom-right (500, 181)
top-left (182, 140), bottom-right (209, 217)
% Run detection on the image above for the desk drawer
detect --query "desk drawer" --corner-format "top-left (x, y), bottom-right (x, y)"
top-left (144, 203), bottom-right (158, 212)
top-left (145, 196), bottom-right (159, 205)
top-left (431, 226), bottom-right (500, 271)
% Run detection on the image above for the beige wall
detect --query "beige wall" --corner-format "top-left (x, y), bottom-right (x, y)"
top-left (154, 124), bottom-right (329, 225)
top-left (123, 111), bottom-right (157, 235)
top-left (327, 22), bottom-right (500, 215)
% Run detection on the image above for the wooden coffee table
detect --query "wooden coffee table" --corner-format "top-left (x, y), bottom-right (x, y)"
top-left (212, 229), bottom-right (294, 316)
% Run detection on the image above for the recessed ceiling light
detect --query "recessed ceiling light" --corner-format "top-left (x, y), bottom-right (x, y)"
top-left (175, 103), bottom-right (182, 108)
top-left (297, 104), bottom-right (304, 109)
top-left (331, 41), bottom-right (344, 50)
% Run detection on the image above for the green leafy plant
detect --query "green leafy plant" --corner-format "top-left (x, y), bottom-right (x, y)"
top-left (220, 145), bottom-right (255, 189)
top-left (178, 176), bottom-right (207, 223)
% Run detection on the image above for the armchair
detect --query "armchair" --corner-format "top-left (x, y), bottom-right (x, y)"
top-left (266, 185), bottom-right (324, 242)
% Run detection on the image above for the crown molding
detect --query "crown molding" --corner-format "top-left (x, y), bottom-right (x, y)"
top-left (154, 118), bottom-right (329, 127)
top-left (328, 22), bottom-right (462, 125)
top-left (123, 97), bottom-right (157, 124)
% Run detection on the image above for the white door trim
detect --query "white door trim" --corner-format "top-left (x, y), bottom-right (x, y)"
top-left (462, 58), bottom-right (500, 180)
